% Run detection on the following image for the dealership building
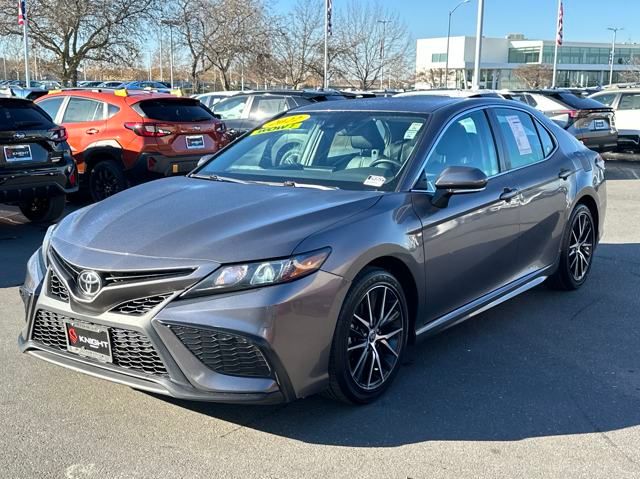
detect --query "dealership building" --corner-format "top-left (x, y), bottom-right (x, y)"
top-left (415, 34), bottom-right (640, 89)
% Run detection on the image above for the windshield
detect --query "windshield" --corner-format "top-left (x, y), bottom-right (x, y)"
top-left (194, 111), bottom-right (428, 191)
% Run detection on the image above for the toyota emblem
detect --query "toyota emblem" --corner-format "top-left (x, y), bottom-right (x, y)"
top-left (13, 132), bottom-right (25, 140)
top-left (78, 270), bottom-right (102, 297)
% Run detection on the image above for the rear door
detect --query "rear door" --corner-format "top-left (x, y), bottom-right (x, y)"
top-left (488, 107), bottom-right (570, 275)
top-left (613, 92), bottom-right (640, 134)
top-left (58, 96), bottom-right (107, 169)
top-left (134, 98), bottom-right (222, 158)
top-left (0, 99), bottom-right (61, 168)
top-left (212, 94), bottom-right (251, 133)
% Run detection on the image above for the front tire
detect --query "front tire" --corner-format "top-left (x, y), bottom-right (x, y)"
top-left (19, 195), bottom-right (66, 223)
top-left (548, 204), bottom-right (596, 290)
top-left (89, 160), bottom-right (127, 202)
top-left (326, 268), bottom-right (409, 404)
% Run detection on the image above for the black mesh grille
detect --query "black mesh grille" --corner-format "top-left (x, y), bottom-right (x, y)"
top-left (111, 294), bottom-right (171, 316)
top-left (170, 325), bottom-right (271, 378)
top-left (48, 272), bottom-right (69, 302)
top-left (31, 310), bottom-right (168, 376)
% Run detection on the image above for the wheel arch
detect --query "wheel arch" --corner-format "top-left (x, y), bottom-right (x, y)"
top-left (82, 144), bottom-right (124, 174)
top-left (574, 193), bottom-right (600, 242)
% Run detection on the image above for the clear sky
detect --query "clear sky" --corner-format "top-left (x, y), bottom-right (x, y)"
top-left (276, 0), bottom-right (640, 44)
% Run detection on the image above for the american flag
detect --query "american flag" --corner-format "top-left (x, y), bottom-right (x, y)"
top-left (556, 0), bottom-right (564, 46)
top-left (327, 0), bottom-right (333, 36)
top-left (18, 0), bottom-right (26, 26)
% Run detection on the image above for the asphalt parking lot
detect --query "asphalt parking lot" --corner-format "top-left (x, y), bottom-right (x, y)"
top-left (1, 162), bottom-right (639, 479)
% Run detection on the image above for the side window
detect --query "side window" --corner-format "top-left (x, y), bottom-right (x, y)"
top-left (213, 95), bottom-right (248, 120)
top-left (250, 96), bottom-right (288, 120)
top-left (592, 93), bottom-right (616, 107)
top-left (494, 109), bottom-right (545, 169)
top-left (107, 104), bottom-right (120, 119)
top-left (62, 98), bottom-right (104, 123)
top-left (38, 97), bottom-right (65, 121)
top-left (422, 110), bottom-right (499, 192)
top-left (618, 93), bottom-right (640, 110)
top-left (535, 121), bottom-right (555, 157)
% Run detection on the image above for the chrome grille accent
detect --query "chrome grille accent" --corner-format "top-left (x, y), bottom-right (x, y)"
top-left (111, 294), bottom-right (171, 316)
top-left (31, 310), bottom-right (168, 376)
top-left (169, 325), bottom-right (271, 378)
top-left (48, 271), bottom-right (69, 302)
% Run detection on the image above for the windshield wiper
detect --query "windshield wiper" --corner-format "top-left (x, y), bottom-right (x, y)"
top-left (281, 180), bottom-right (338, 190)
top-left (191, 174), bottom-right (250, 184)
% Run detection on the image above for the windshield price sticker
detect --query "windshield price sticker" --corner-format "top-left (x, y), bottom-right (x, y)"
top-left (505, 115), bottom-right (532, 155)
top-left (251, 114), bottom-right (310, 135)
top-left (364, 175), bottom-right (387, 187)
top-left (404, 122), bottom-right (423, 140)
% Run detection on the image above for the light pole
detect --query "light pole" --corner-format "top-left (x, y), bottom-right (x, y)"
top-left (445, 0), bottom-right (470, 89)
top-left (471, 0), bottom-right (485, 89)
top-left (608, 27), bottom-right (623, 86)
top-left (378, 19), bottom-right (390, 90)
top-left (161, 19), bottom-right (179, 88)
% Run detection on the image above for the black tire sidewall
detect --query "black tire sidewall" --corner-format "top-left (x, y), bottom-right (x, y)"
top-left (329, 268), bottom-right (409, 404)
top-left (19, 195), bottom-right (66, 223)
top-left (89, 161), bottom-right (127, 202)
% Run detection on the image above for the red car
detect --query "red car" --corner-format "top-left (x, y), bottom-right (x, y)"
top-left (36, 89), bottom-right (228, 201)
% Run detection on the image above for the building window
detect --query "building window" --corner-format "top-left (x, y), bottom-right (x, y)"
top-left (542, 45), bottom-right (640, 65)
top-left (431, 53), bottom-right (447, 63)
top-left (508, 47), bottom-right (541, 64)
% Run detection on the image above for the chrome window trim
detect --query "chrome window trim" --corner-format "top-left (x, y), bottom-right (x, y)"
top-left (409, 103), bottom-right (560, 192)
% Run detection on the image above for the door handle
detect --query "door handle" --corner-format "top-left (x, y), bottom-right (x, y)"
top-left (558, 168), bottom-right (573, 180)
top-left (86, 128), bottom-right (99, 135)
top-left (499, 188), bottom-right (519, 202)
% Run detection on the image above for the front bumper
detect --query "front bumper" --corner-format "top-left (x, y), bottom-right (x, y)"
top-left (19, 251), bottom-right (349, 404)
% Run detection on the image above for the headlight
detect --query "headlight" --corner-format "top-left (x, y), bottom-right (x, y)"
top-left (182, 248), bottom-right (331, 298)
top-left (41, 224), bottom-right (57, 267)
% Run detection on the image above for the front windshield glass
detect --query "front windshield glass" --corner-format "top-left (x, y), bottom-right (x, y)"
top-left (194, 111), bottom-right (429, 191)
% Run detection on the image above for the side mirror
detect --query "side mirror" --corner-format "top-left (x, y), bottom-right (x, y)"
top-left (431, 166), bottom-right (488, 208)
top-left (211, 113), bottom-right (222, 120)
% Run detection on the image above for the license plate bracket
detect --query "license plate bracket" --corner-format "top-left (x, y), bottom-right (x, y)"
top-left (592, 119), bottom-right (608, 130)
top-left (64, 320), bottom-right (112, 363)
top-left (186, 135), bottom-right (205, 149)
top-left (4, 144), bottom-right (33, 162)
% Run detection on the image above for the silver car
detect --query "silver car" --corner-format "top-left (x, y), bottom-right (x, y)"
top-left (19, 97), bottom-right (606, 404)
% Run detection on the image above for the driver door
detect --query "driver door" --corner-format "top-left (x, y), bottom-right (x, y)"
top-left (411, 109), bottom-right (522, 322)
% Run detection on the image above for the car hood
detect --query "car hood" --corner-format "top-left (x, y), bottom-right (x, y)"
top-left (53, 176), bottom-right (382, 265)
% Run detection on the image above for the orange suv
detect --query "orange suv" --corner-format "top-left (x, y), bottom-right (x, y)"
top-left (36, 89), bottom-right (228, 201)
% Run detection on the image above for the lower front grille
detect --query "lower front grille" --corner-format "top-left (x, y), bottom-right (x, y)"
top-left (48, 272), bottom-right (69, 302)
top-left (169, 325), bottom-right (271, 378)
top-left (30, 310), bottom-right (168, 376)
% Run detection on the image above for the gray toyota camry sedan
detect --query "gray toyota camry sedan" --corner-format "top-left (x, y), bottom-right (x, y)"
top-left (19, 96), bottom-right (606, 404)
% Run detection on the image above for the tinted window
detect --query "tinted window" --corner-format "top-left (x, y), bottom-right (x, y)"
top-left (591, 93), bottom-right (616, 107)
top-left (422, 110), bottom-right (499, 191)
top-left (62, 98), bottom-right (104, 123)
top-left (37, 97), bottom-right (64, 121)
top-left (494, 109), bottom-right (545, 169)
top-left (535, 121), bottom-right (555, 157)
top-left (618, 93), bottom-right (640, 110)
top-left (250, 96), bottom-right (288, 120)
top-left (0, 100), bottom-right (55, 131)
top-left (547, 92), bottom-right (608, 110)
top-left (213, 95), bottom-right (248, 120)
top-left (107, 104), bottom-right (120, 119)
top-left (136, 99), bottom-right (215, 122)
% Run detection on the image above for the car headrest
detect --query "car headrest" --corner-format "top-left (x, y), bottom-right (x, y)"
top-left (350, 122), bottom-right (385, 151)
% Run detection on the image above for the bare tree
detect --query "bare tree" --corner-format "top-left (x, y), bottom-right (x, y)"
top-left (333, 0), bottom-right (411, 90)
top-left (270, 0), bottom-right (323, 88)
top-left (619, 57), bottom-right (640, 84)
top-left (513, 64), bottom-right (553, 89)
top-left (0, 0), bottom-right (156, 85)
top-left (174, 0), bottom-right (212, 93)
top-left (415, 68), bottom-right (446, 89)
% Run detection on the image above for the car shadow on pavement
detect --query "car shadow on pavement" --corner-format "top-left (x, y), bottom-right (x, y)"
top-left (154, 242), bottom-right (640, 447)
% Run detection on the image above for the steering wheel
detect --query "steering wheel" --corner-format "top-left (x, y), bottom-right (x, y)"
top-left (370, 158), bottom-right (403, 169)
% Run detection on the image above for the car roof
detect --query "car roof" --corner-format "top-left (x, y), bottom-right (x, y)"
top-left (39, 89), bottom-right (186, 105)
top-left (591, 88), bottom-right (640, 94)
top-left (290, 95), bottom-right (497, 114)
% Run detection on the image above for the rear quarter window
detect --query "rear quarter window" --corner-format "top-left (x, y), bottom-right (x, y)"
top-left (0, 100), bottom-right (55, 131)
top-left (136, 99), bottom-right (215, 122)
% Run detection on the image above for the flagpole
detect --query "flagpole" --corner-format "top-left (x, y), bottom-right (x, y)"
top-left (323, 0), bottom-right (328, 89)
top-left (551, 0), bottom-right (561, 88)
top-left (21, 0), bottom-right (31, 87)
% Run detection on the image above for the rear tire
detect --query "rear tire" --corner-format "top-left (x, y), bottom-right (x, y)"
top-left (326, 268), bottom-right (409, 405)
top-left (19, 195), bottom-right (66, 223)
top-left (89, 160), bottom-right (127, 202)
top-left (548, 204), bottom-right (596, 291)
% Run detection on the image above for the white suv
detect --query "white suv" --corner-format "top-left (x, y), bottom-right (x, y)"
top-left (590, 89), bottom-right (640, 151)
